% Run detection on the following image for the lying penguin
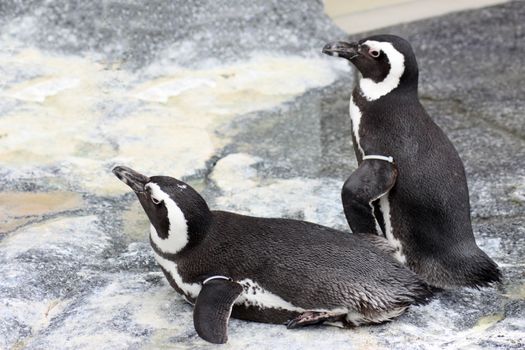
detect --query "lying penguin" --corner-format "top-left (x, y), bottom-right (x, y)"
top-left (322, 35), bottom-right (501, 289)
top-left (113, 165), bottom-right (432, 344)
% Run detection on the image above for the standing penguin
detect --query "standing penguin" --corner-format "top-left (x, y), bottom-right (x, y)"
top-left (322, 35), bottom-right (501, 289)
top-left (113, 165), bottom-right (432, 344)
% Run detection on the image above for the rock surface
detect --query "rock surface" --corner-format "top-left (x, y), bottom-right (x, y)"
top-left (1, 1), bottom-right (524, 349)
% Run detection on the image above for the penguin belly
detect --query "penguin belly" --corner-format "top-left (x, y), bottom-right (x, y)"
top-left (153, 251), bottom-right (408, 326)
top-left (350, 96), bottom-right (407, 264)
top-left (378, 194), bottom-right (406, 264)
top-left (154, 251), bottom-right (301, 322)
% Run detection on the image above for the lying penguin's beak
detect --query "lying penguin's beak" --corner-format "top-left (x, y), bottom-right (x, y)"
top-left (322, 41), bottom-right (360, 60)
top-left (112, 165), bottom-right (150, 193)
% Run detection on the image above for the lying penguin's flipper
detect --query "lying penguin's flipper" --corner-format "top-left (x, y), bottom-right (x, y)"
top-left (342, 158), bottom-right (398, 235)
top-left (286, 311), bottom-right (347, 329)
top-left (193, 279), bottom-right (243, 344)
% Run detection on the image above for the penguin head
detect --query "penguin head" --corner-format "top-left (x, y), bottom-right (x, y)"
top-left (323, 34), bottom-right (418, 100)
top-left (113, 165), bottom-right (211, 254)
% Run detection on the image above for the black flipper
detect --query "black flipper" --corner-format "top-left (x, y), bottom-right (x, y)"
top-left (342, 158), bottom-right (398, 234)
top-left (193, 279), bottom-right (243, 344)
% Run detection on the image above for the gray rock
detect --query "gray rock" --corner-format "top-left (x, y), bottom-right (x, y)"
top-left (0, 0), bottom-right (342, 68)
top-left (0, 0), bottom-right (524, 349)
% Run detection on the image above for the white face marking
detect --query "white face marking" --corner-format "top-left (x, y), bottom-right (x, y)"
top-left (359, 40), bottom-right (405, 101)
top-left (349, 96), bottom-right (365, 158)
top-left (153, 251), bottom-right (201, 299)
top-left (379, 194), bottom-right (406, 264)
top-left (147, 182), bottom-right (189, 255)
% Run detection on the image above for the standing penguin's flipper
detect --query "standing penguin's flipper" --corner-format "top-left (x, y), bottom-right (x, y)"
top-left (285, 311), bottom-right (348, 329)
top-left (342, 157), bottom-right (398, 235)
top-left (193, 278), bottom-right (243, 344)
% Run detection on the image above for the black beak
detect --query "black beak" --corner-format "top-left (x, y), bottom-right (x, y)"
top-left (322, 41), bottom-right (360, 60)
top-left (112, 165), bottom-right (150, 193)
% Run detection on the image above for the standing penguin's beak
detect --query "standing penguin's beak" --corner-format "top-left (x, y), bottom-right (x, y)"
top-left (322, 41), bottom-right (360, 60)
top-left (112, 165), bottom-right (150, 193)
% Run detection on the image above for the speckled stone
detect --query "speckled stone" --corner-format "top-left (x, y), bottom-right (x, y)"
top-left (0, 0), bottom-right (342, 69)
top-left (0, 1), bottom-right (523, 349)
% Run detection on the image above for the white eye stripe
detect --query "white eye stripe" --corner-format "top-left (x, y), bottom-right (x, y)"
top-left (146, 183), bottom-right (189, 255)
top-left (359, 40), bottom-right (405, 101)
top-left (145, 183), bottom-right (162, 204)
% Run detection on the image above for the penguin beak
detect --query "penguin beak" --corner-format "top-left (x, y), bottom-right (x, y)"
top-left (322, 41), bottom-right (360, 60)
top-left (112, 165), bottom-right (150, 193)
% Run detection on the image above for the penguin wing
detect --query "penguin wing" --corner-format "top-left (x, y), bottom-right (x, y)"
top-left (193, 279), bottom-right (243, 344)
top-left (342, 158), bottom-right (397, 234)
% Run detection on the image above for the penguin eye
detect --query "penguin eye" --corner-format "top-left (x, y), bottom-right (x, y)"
top-left (369, 49), bottom-right (380, 58)
top-left (145, 186), bottom-right (162, 205)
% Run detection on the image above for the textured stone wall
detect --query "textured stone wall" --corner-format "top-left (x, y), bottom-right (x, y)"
top-left (0, 1), bottom-right (523, 349)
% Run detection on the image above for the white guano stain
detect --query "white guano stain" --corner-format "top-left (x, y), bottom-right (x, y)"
top-left (0, 50), bottom-right (346, 196)
top-left (132, 78), bottom-right (216, 102)
top-left (5, 77), bottom-right (80, 102)
top-left (210, 153), bottom-right (262, 192)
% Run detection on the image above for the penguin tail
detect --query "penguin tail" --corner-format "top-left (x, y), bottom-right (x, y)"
top-left (406, 278), bottom-right (434, 306)
top-left (386, 272), bottom-right (434, 310)
top-left (423, 247), bottom-right (502, 289)
top-left (356, 277), bottom-right (433, 326)
top-left (460, 251), bottom-right (502, 289)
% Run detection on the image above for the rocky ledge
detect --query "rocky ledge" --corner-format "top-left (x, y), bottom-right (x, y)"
top-left (0, 0), bottom-right (524, 349)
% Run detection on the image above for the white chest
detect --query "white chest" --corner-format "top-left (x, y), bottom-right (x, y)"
top-left (378, 195), bottom-right (406, 264)
top-left (349, 96), bottom-right (365, 158)
top-left (153, 253), bottom-right (321, 313)
top-left (235, 279), bottom-right (305, 312)
top-left (153, 251), bottom-right (202, 299)
top-left (153, 250), bottom-right (303, 310)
